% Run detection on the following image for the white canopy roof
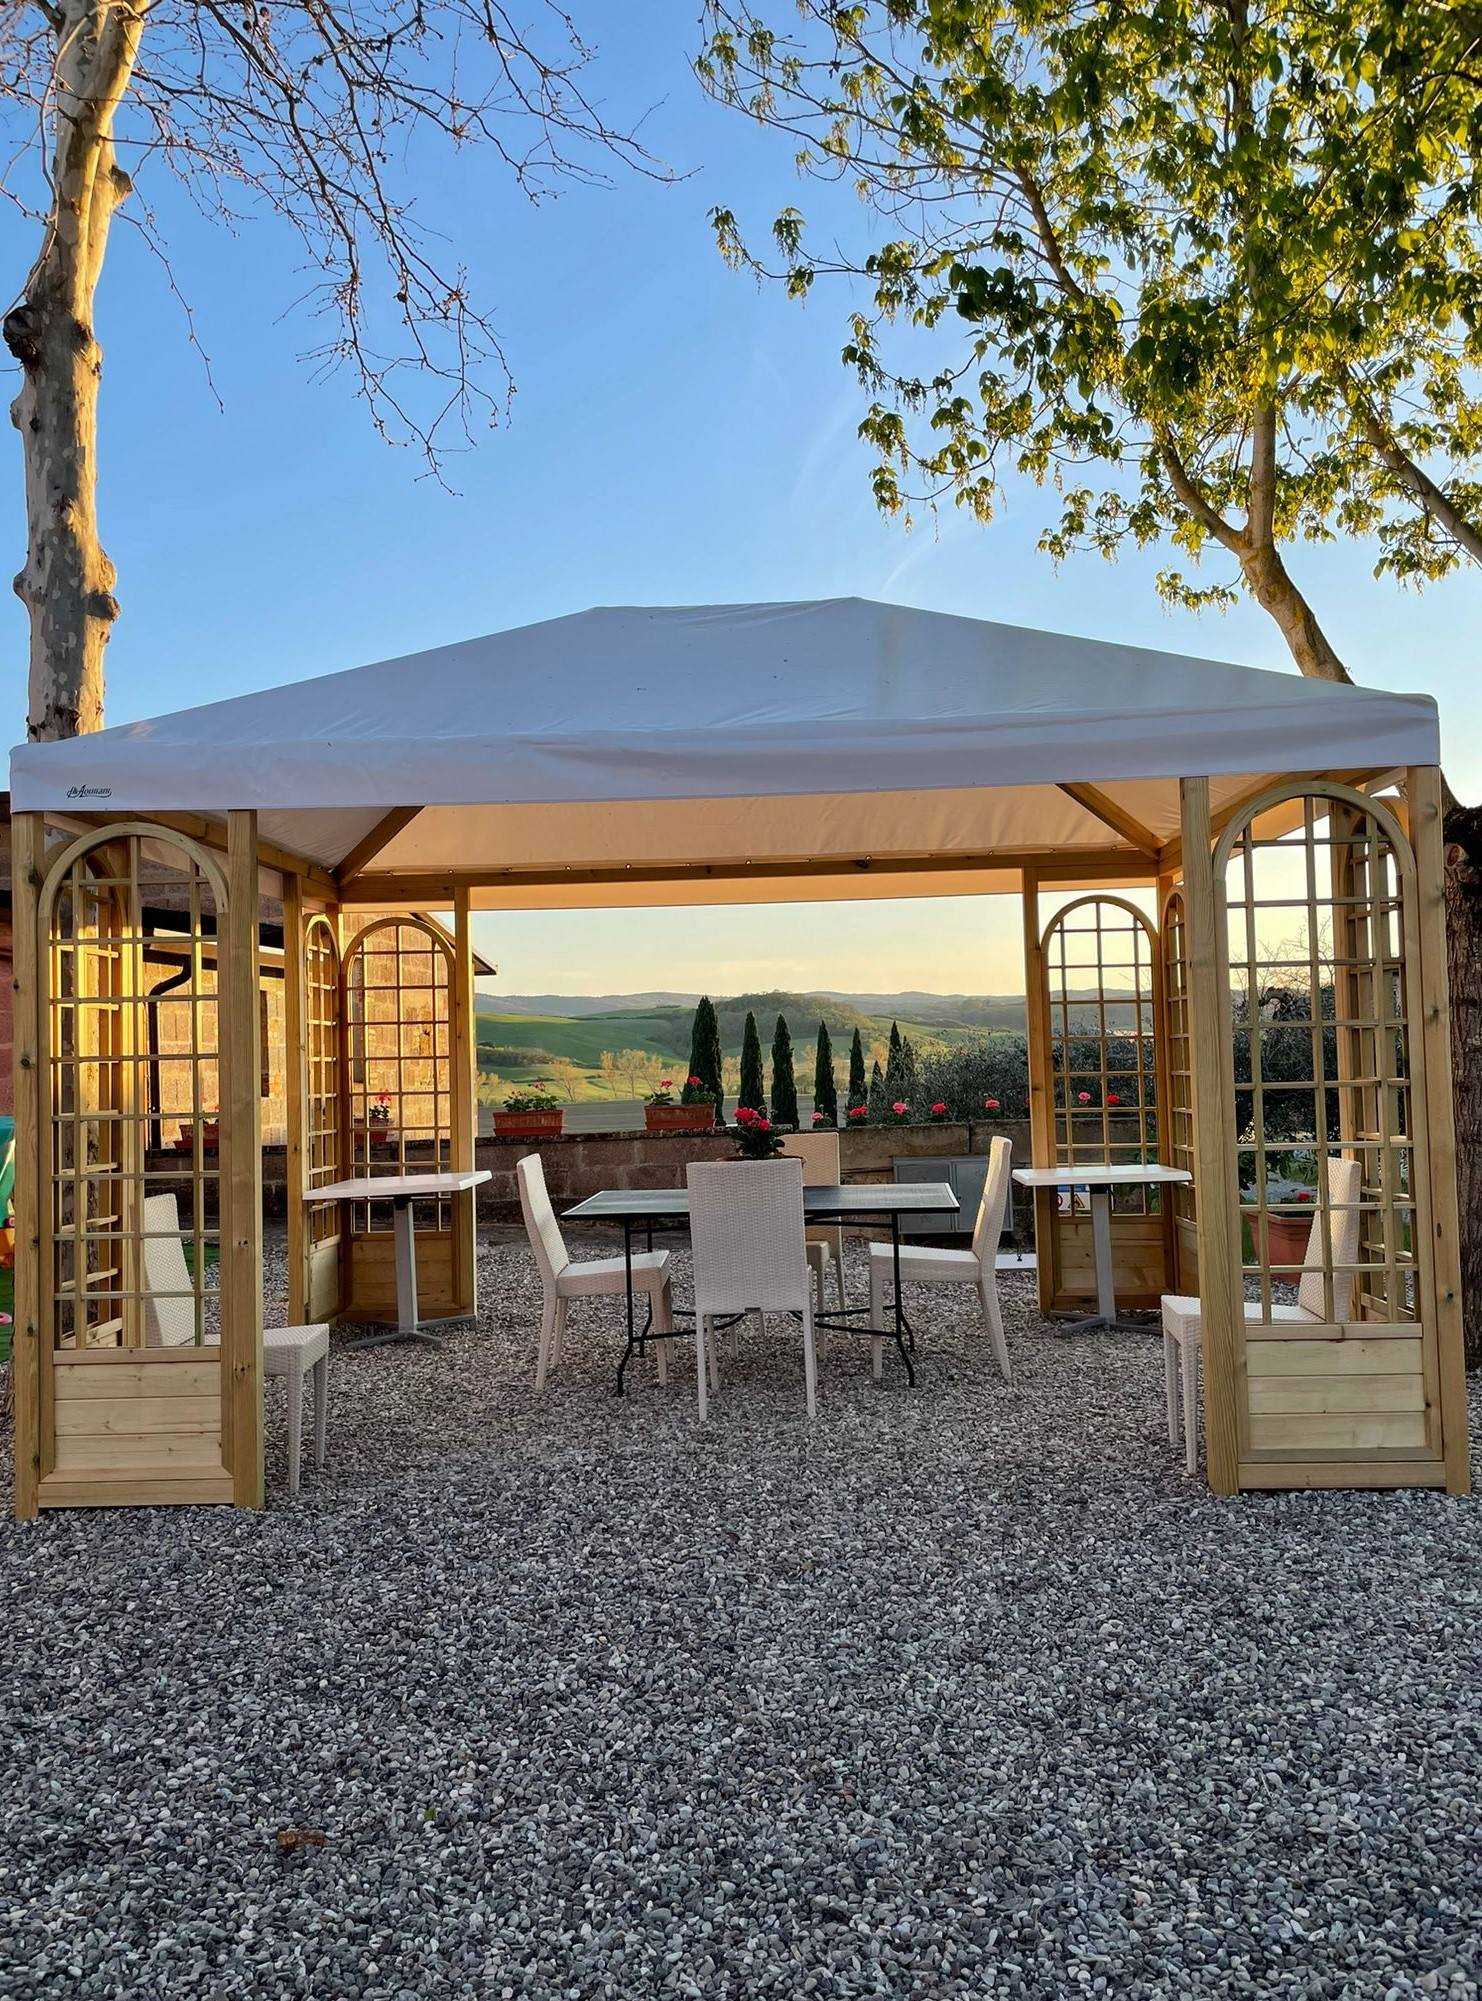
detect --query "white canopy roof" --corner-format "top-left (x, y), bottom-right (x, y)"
top-left (10, 599), bottom-right (1437, 907)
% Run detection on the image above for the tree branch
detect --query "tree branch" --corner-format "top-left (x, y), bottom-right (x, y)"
top-left (1352, 385), bottom-right (1482, 567)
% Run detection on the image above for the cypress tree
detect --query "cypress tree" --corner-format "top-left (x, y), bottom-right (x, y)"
top-left (739, 1011), bottom-right (767, 1113)
top-left (847, 1027), bottom-right (867, 1108)
top-left (885, 1021), bottom-right (906, 1097)
top-left (771, 1014), bottom-right (799, 1127)
top-left (813, 1021), bottom-right (838, 1125)
top-left (868, 1057), bottom-right (886, 1116)
top-left (901, 1033), bottom-right (918, 1099)
top-left (683, 996), bottom-right (723, 1107)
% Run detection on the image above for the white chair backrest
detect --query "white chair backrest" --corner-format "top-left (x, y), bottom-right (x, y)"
top-left (517, 1153), bottom-right (569, 1290)
top-left (1297, 1155), bottom-right (1362, 1321)
top-left (142, 1192), bottom-right (198, 1347)
top-left (687, 1157), bottom-right (809, 1314)
top-left (780, 1130), bottom-right (841, 1186)
top-left (971, 1135), bottom-right (1014, 1264)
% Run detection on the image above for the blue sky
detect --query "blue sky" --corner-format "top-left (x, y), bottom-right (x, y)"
top-left (2, 2), bottom-right (1477, 996)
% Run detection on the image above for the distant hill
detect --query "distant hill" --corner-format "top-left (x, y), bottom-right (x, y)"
top-left (478, 988), bottom-right (1027, 1028)
top-left (475, 991), bottom-right (700, 1018)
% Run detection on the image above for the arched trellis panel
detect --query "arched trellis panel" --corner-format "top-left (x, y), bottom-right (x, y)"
top-left (1032, 894), bottom-right (1171, 1315)
top-left (1189, 775), bottom-right (1468, 1492)
top-left (11, 814), bottom-right (263, 1515)
top-left (338, 915), bottom-right (475, 1324)
top-left (284, 890), bottom-right (347, 1327)
top-left (1160, 885), bottom-right (1198, 1294)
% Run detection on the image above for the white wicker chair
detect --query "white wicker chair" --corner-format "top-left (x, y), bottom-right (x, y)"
top-left (141, 1193), bottom-right (328, 1495)
top-left (781, 1130), bottom-right (847, 1309)
top-left (867, 1136), bottom-right (1014, 1384)
top-left (517, 1153), bottom-right (675, 1391)
top-left (687, 1157), bottom-right (817, 1421)
top-left (1161, 1156), bottom-right (1363, 1475)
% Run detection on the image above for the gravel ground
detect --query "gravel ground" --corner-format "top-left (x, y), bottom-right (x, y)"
top-left (3, 1227), bottom-right (1482, 2000)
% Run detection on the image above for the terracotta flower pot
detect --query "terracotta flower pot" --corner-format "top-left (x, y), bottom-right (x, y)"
top-left (1265, 1210), bottom-right (1314, 1267)
top-left (644, 1103), bottom-right (715, 1133)
top-left (493, 1109), bottom-right (565, 1140)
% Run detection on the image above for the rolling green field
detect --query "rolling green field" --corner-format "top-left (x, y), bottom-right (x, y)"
top-left (474, 990), bottom-right (1009, 1103)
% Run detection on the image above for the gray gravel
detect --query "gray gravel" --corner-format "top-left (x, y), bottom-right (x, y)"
top-left (3, 1227), bottom-right (1482, 2000)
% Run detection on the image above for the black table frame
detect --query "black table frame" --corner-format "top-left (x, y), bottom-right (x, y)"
top-left (562, 1187), bottom-right (958, 1394)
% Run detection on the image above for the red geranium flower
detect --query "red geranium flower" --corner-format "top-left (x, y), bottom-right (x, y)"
top-left (1106, 1092), bottom-right (1121, 1105)
top-left (892, 1101), bottom-right (909, 1116)
top-left (1077, 1090), bottom-right (1092, 1104)
top-left (660, 1079), bottom-right (673, 1089)
top-left (984, 1097), bottom-right (1000, 1111)
top-left (848, 1106), bottom-right (867, 1120)
top-left (931, 1101), bottom-right (947, 1115)
top-left (687, 1074), bottom-right (703, 1087)
top-left (756, 1118), bottom-right (772, 1133)
top-left (736, 1106), bottom-right (756, 1125)
top-left (811, 1110), bottom-right (826, 1124)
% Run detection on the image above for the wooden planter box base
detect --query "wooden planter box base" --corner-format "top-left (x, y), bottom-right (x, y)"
top-left (644, 1105), bottom-right (716, 1134)
top-left (493, 1110), bottom-right (565, 1141)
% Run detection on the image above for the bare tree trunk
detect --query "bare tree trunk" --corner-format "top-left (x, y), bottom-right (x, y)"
top-left (4, 0), bottom-right (143, 740)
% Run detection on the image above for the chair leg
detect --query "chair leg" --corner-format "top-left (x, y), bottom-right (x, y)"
top-left (696, 1313), bottom-right (709, 1420)
top-left (313, 1354), bottom-right (328, 1471)
top-left (1183, 1339), bottom-right (1199, 1478)
top-left (285, 1368), bottom-right (303, 1497)
top-left (801, 1300), bottom-right (817, 1419)
top-left (1164, 1329), bottom-right (1181, 1450)
top-left (869, 1259), bottom-right (885, 1380)
top-left (979, 1273), bottom-right (1013, 1385)
top-left (711, 1320), bottom-right (723, 1396)
top-left (831, 1233), bottom-right (847, 1308)
top-left (552, 1297), bottom-right (569, 1366)
top-left (535, 1295), bottom-right (558, 1391)
top-left (654, 1279), bottom-right (673, 1384)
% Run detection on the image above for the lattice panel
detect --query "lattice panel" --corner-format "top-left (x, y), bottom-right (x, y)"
top-left (304, 915), bottom-right (343, 1250)
top-left (1221, 794), bottom-right (1418, 1324)
top-left (343, 918), bottom-right (453, 1232)
top-left (1042, 896), bottom-right (1160, 1215)
top-left (1161, 886), bottom-right (1197, 1270)
top-left (43, 832), bottom-right (224, 1351)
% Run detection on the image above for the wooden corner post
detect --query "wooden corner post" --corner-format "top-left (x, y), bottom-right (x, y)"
top-left (1408, 765), bottom-right (1470, 1494)
top-left (1179, 779), bottom-right (1242, 1495)
top-left (221, 812), bottom-right (264, 1507)
top-left (11, 813), bottom-right (43, 1519)
top-left (1020, 868), bottom-right (1055, 1314)
top-left (451, 887), bottom-right (478, 1317)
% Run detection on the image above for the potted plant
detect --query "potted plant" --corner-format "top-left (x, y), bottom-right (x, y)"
top-left (645, 1075), bottom-right (716, 1133)
top-left (177, 1111), bottom-right (220, 1154)
top-left (888, 1100), bottom-right (912, 1125)
top-left (367, 1090), bottom-right (396, 1150)
top-left (732, 1105), bottom-right (784, 1159)
top-left (1266, 1189), bottom-right (1316, 1266)
top-left (494, 1080), bottom-right (565, 1140)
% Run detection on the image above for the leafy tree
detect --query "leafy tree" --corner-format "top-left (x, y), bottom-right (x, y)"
top-left (739, 1011), bottom-right (767, 1113)
top-left (703, 0), bottom-right (1482, 1360)
top-left (919, 1038), bottom-right (1030, 1123)
top-left (6, 3), bottom-right (659, 740)
top-left (684, 996), bottom-right (724, 1106)
top-left (813, 1021), bottom-right (839, 1125)
top-left (847, 1027), bottom-right (868, 1109)
top-left (771, 1014), bottom-right (800, 1126)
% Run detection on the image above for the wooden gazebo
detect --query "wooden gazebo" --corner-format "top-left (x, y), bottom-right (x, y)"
top-left (8, 599), bottom-right (1467, 1510)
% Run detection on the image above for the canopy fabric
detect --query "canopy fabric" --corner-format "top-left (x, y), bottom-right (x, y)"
top-left (10, 599), bottom-right (1437, 904)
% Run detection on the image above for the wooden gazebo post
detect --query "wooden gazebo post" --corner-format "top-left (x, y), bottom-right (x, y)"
top-left (1179, 778), bottom-right (1243, 1495)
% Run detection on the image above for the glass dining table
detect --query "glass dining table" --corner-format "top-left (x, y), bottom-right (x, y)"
top-left (563, 1181), bottom-right (958, 1391)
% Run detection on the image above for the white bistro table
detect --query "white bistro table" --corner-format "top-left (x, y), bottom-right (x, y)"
top-left (1012, 1163), bottom-right (1192, 1332)
top-left (309, 1170), bottom-right (492, 1348)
